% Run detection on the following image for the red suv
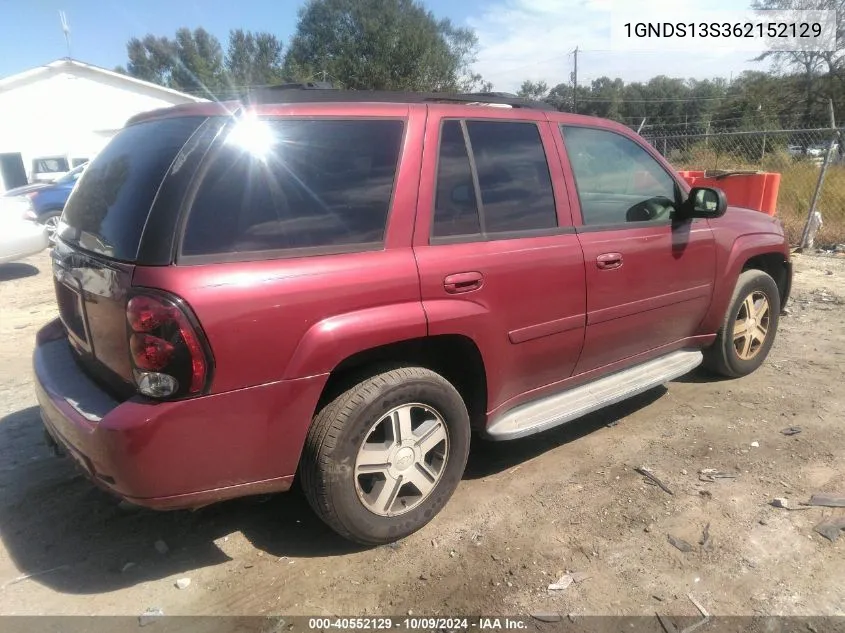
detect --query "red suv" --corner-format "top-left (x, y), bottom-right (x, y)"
top-left (34, 89), bottom-right (792, 544)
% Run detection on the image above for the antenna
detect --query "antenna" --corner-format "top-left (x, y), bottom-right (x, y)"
top-left (572, 45), bottom-right (579, 114)
top-left (59, 10), bottom-right (71, 58)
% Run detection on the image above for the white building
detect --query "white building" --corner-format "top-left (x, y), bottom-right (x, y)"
top-left (0, 58), bottom-right (205, 189)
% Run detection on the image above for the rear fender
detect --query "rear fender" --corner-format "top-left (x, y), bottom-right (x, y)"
top-left (283, 302), bottom-right (428, 379)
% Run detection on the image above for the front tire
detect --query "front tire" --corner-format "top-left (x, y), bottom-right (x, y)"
top-left (300, 366), bottom-right (470, 545)
top-left (703, 269), bottom-right (781, 378)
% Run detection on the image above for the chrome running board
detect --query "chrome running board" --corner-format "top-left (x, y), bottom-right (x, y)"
top-left (484, 350), bottom-right (703, 441)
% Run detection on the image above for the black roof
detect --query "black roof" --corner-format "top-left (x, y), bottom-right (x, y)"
top-left (247, 83), bottom-right (556, 111)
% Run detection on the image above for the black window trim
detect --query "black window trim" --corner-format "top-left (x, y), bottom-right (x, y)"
top-left (175, 114), bottom-right (408, 266)
top-left (138, 115), bottom-right (225, 265)
top-left (429, 117), bottom-right (569, 246)
top-left (559, 123), bottom-right (691, 233)
top-left (462, 119), bottom-right (487, 236)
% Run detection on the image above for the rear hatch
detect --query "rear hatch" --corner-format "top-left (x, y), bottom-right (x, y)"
top-left (53, 115), bottom-right (206, 395)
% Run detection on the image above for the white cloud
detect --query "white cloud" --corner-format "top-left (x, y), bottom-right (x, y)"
top-left (468, 0), bottom-right (770, 92)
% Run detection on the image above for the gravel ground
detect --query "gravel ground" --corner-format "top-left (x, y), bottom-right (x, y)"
top-left (0, 249), bottom-right (843, 618)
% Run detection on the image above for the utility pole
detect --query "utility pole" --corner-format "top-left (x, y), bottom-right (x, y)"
top-left (59, 10), bottom-right (71, 58)
top-left (572, 46), bottom-right (579, 114)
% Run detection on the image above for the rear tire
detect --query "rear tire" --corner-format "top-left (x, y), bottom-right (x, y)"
top-left (703, 269), bottom-right (780, 378)
top-left (300, 366), bottom-right (470, 545)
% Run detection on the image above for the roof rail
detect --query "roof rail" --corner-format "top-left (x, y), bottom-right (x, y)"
top-left (247, 85), bottom-right (555, 111)
top-left (263, 81), bottom-right (337, 91)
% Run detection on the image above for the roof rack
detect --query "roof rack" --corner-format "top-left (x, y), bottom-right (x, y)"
top-left (247, 84), bottom-right (555, 111)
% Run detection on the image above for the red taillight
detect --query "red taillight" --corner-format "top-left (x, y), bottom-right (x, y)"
top-left (130, 333), bottom-right (175, 370)
top-left (127, 295), bottom-right (175, 332)
top-left (126, 293), bottom-right (211, 398)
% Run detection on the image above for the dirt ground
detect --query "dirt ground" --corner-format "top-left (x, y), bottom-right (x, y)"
top-left (1, 249), bottom-right (844, 619)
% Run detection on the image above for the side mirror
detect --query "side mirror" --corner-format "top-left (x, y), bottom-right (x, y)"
top-left (682, 186), bottom-right (727, 219)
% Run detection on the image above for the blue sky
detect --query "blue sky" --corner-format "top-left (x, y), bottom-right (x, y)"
top-left (0, 0), bottom-right (766, 91)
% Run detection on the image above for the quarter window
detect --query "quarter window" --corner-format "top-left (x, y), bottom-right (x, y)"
top-left (561, 126), bottom-right (678, 226)
top-left (182, 119), bottom-right (404, 258)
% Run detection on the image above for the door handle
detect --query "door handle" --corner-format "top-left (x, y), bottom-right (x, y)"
top-left (596, 252), bottom-right (623, 270)
top-left (444, 271), bottom-right (483, 294)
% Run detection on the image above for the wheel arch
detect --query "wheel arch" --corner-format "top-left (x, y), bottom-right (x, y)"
top-left (741, 252), bottom-right (791, 309)
top-left (315, 334), bottom-right (489, 430)
top-left (698, 233), bottom-right (791, 334)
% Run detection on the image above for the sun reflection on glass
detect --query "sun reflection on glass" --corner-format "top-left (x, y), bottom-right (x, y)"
top-left (226, 114), bottom-right (276, 159)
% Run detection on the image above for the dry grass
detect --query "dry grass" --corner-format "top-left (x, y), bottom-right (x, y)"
top-left (670, 147), bottom-right (845, 248)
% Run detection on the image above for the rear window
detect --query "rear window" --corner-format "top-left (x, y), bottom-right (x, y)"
top-left (33, 157), bottom-right (69, 174)
top-left (59, 117), bottom-right (204, 260)
top-left (180, 118), bottom-right (404, 259)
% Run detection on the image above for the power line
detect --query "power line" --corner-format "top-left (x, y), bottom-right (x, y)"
top-left (475, 51), bottom-right (574, 79)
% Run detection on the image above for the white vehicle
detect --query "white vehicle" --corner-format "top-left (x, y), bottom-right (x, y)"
top-left (29, 155), bottom-right (91, 184)
top-left (806, 145), bottom-right (827, 158)
top-left (0, 196), bottom-right (49, 264)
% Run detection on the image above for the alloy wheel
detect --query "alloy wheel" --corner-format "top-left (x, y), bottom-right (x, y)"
top-left (733, 290), bottom-right (770, 360)
top-left (354, 403), bottom-right (449, 517)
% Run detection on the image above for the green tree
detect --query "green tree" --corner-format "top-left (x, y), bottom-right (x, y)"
top-left (283, 0), bottom-right (489, 91)
top-left (171, 27), bottom-right (226, 95)
top-left (583, 76), bottom-right (625, 120)
top-left (225, 29), bottom-right (285, 90)
top-left (125, 28), bottom-right (225, 95)
top-left (517, 80), bottom-right (549, 100)
top-left (126, 35), bottom-right (177, 87)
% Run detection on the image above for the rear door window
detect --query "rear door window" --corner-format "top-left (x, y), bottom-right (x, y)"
top-left (60, 116), bottom-right (205, 260)
top-left (180, 118), bottom-right (405, 260)
top-left (465, 121), bottom-right (557, 234)
top-left (431, 121), bottom-right (481, 238)
top-left (431, 120), bottom-right (557, 241)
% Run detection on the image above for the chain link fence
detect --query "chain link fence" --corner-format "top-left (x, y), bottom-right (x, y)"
top-left (642, 127), bottom-right (845, 248)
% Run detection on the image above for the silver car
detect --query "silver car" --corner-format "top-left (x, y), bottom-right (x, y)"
top-left (0, 196), bottom-right (49, 264)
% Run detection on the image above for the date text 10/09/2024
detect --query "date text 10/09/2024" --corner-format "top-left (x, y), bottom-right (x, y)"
top-left (623, 21), bottom-right (823, 39)
top-left (307, 618), bottom-right (528, 630)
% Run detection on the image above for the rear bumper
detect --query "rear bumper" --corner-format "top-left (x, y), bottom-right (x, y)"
top-left (34, 326), bottom-right (327, 509)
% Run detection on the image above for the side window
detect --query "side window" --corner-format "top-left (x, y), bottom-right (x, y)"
top-left (182, 119), bottom-right (404, 257)
top-left (466, 121), bottom-right (557, 234)
top-left (431, 120), bottom-right (557, 240)
top-left (561, 126), bottom-right (678, 226)
top-left (432, 121), bottom-right (481, 238)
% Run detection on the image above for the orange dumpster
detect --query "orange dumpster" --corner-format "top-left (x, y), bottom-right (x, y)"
top-left (675, 170), bottom-right (781, 216)
top-left (677, 170), bottom-right (705, 187)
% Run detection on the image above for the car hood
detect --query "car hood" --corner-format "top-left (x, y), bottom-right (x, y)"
top-left (3, 183), bottom-right (50, 197)
top-left (713, 205), bottom-right (785, 236)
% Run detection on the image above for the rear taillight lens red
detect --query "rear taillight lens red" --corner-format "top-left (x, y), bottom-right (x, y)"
top-left (126, 292), bottom-right (212, 399)
top-left (129, 333), bottom-right (175, 370)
